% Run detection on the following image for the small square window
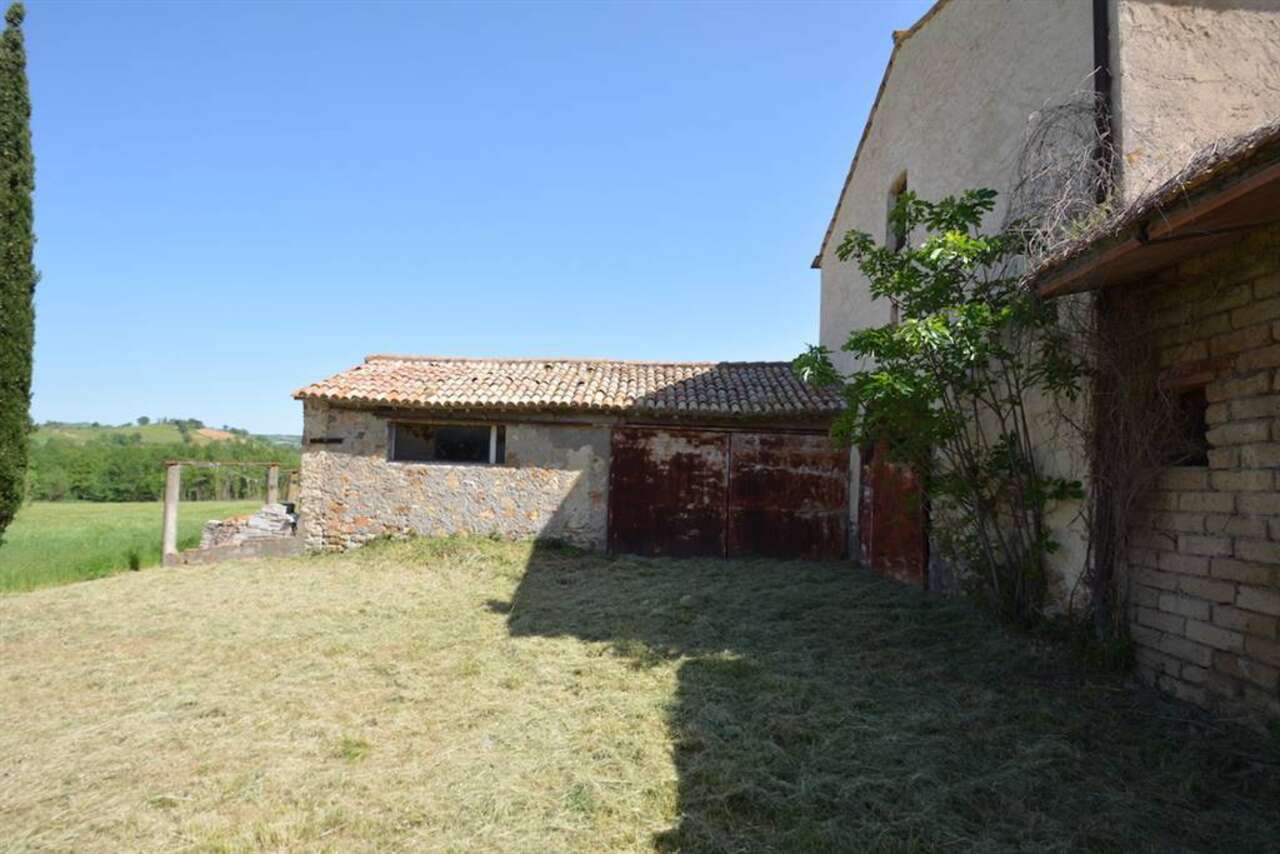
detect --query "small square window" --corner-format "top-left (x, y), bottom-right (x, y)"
top-left (1169, 388), bottom-right (1209, 467)
top-left (391, 423), bottom-right (505, 465)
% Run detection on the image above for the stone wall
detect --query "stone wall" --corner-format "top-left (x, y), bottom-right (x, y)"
top-left (1122, 223), bottom-right (1280, 722)
top-left (300, 401), bottom-right (611, 551)
top-left (199, 503), bottom-right (297, 548)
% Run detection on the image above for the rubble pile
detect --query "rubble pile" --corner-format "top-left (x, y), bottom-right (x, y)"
top-left (199, 503), bottom-right (298, 549)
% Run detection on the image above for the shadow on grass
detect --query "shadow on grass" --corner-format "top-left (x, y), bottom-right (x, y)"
top-left (502, 541), bottom-right (1280, 852)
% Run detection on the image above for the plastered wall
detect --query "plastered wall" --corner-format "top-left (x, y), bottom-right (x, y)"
top-left (1114, 0), bottom-right (1280, 197)
top-left (816, 0), bottom-right (1094, 573)
top-left (818, 0), bottom-right (1093, 371)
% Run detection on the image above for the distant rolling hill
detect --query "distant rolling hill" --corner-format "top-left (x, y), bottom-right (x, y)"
top-left (33, 422), bottom-right (301, 448)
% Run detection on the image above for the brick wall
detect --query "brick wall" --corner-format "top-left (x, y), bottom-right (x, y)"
top-left (1123, 223), bottom-right (1280, 722)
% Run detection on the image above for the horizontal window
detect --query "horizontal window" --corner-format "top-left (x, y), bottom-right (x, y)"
top-left (390, 423), bottom-right (506, 465)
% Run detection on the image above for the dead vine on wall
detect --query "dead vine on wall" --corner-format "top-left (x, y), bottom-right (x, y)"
top-left (1010, 89), bottom-right (1207, 633)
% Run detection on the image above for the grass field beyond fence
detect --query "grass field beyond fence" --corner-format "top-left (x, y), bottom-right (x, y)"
top-left (0, 500), bottom-right (261, 593)
top-left (1, 537), bottom-right (1276, 851)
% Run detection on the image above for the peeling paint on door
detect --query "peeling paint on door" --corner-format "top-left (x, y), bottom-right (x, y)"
top-left (726, 432), bottom-right (848, 560)
top-left (859, 440), bottom-right (927, 586)
top-left (608, 427), bottom-right (849, 560)
top-left (609, 428), bottom-right (729, 557)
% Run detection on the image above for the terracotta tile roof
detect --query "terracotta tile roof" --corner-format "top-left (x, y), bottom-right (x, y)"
top-left (294, 355), bottom-right (844, 419)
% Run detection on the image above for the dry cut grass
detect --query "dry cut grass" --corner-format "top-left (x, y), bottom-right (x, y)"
top-left (0, 537), bottom-right (1278, 852)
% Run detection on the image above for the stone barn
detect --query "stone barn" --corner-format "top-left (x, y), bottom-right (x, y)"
top-left (294, 356), bottom-right (849, 559)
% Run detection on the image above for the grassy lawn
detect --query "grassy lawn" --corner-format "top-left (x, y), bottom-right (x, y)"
top-left (0, 538), bottom-right (1277, 851)
top-left (0, 500), bottom-right (262, 593)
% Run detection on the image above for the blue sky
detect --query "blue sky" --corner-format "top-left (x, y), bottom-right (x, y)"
top-left (28, 0), bottom-right (931, 434)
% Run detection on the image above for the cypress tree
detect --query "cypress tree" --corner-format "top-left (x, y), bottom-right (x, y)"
top-left (0, 2), bottom-right (35, 543)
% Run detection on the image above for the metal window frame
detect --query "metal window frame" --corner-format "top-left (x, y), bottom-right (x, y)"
top-left (388, 420), bottom-right (505, 466)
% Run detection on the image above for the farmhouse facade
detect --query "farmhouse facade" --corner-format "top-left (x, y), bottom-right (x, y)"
top-left (816, 0), bottom-right (1280, 719)
top-left (294, 357), bottom-right (849, 559)
top-left (816, 0), bottom-right (1280, 592)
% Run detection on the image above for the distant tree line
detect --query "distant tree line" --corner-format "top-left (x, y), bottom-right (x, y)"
top-left (43, 416), bottom-right (210, 430)
top-left (26, 435), bottom-right (301, 502)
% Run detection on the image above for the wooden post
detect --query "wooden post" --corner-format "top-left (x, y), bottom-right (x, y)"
top-left (267, 464), bottom-right (280, 504)
top-left (162, 463), bottom-right (181, 564)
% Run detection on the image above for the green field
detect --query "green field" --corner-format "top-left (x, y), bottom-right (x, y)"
top-left (32, 422), bottom-right (301, 447)
top-left (0, 500), bottom-right (262, 593)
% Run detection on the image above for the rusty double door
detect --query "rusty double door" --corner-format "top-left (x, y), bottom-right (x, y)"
top-left (607, 426), bottom-right (849, 560)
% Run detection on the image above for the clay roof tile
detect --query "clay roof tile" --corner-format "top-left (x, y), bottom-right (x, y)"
top-left (294, 355), bottom-right (843, 419)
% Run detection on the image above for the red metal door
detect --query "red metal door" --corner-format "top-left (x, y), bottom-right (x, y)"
top-left (726, 432), bottom-right (848, 560)
top-left (608, 427), bottom-right (729, 557)
top-left (859, 440), bottom-right (927, 586)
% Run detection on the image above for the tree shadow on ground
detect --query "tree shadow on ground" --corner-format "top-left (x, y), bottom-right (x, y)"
top-left (502, 542), bottom-right (1280, 852)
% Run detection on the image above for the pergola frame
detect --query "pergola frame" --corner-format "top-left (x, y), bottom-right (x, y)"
top-left (161, 460), bottom-right (297, 563)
